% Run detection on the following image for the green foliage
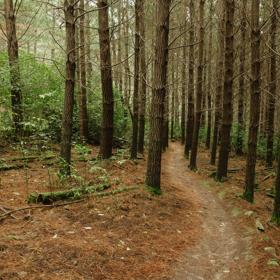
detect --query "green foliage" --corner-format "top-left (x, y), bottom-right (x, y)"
top-left (0, 51), bottom-right (64, 139)
top-left (0, 51), bottom-right (130, 144)
top-left (146, 185), bottom-right (162, 195)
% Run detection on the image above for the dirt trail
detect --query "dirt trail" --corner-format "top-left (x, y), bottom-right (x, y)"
top-left (163, 143), bottom-right (249, 280)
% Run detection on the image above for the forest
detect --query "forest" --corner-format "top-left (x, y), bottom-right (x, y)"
top-left (1, 0), bottom-right (280, 279)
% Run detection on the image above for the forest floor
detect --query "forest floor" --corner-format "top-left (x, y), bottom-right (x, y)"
top-left (0, 142), bottom-right (280, 279)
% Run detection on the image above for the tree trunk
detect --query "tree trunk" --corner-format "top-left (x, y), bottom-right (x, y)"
top-left (146, 0), bottom-right (171, 189)
top-left (266, 0), bottom-right (277, 167)
top-left (79, 0), bottom-right (89, 141)
top-left (137, 0), bottom-right (146, 154)
top-left (181, 21), bottom-right (187, 144)
top-left (216, 0), bottom-right (235, 180)
top-left (98, 0), bottom-right (114, 159)
top-left (130, 0), bottom-right (141, 159)
top-left (243, 0), bottom-right (261, 202)
top-left (189, 0), bottom-right (205, 170)
top-left (205, 0), bottom-right (214, 150)
top-left (4, 0), bottom-right (24, 135)
top-left (272, 149), bottom-right (280, 225)
top-left (86, 2), bottom-right (93, 93)
top-left (171, 53), bottom-right (175, 140)
top-left (184, 0), bottom-right (195, 158)
top-left (236, 0), bottom-right (247, 156)
top-left (210, 2), bottom-right (224, 165)
top-left (60, 0), bottom-right (76, 176)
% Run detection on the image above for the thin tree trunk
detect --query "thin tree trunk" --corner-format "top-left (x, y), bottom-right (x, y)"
top-left (181, 25), bottom-right (187, 144)
top-left (243, 0), bottom-right (261, 202)
top-left (272, 147), bottom-right (280, 225)
top-left (184, 0), bottom-right (195, 158)
top-left (117, 1), bottom-right (123, 93)
top-left (210, 2), bottom-right (224, 165)
top-left (130, 0), bottom-right (141, 159)
top-left (98, 0), bottom-right (114, 159)
top-left (236, 0), bottom-right (247, 155)
top-left (189, 0), bottom-right (205, 170)
top-left (206, 0), bottom-right (214, 149)
top-left (137, 0), bottom-right (146, 154)
top-left (216, 0), bottom-right (235, 180)
top-left (146, 0), bottom-right (171, 189)
top-left (60, 0), bottom-right (76, 176)
top-left (79, 0), bottom-right (89, 141)
top-left (4, 0), bottom-right (23, 135)
top-left (266, 0), bottom-right (277, 167)
top-left (171, 53), bottom-right (175, 140)
top-left (86, 2), bottom-right (93, 93)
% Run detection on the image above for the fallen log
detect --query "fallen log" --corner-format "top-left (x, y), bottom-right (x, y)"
top-left (0, 163), bottom-right (27, 171)
top-left (0, 185), bottom-right (141, 222)
top-left (27, 183), bottom-right (111, 204)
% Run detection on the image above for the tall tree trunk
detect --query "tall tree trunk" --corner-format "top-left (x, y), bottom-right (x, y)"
top-left (216, 0), bottom-right (235, 180)
top-left (86, 2), bottom-right (93, 93)
top-left (205, 0), bottom-right (214, 149)
top-left (79, 0), bottom-right (89, 141)
top-left (189, 0), bottom-right (205, 170)
top-left (272, 147), bottom-right (280, 225)
top-left (236, 0), bottom-right (247, 155)
top-left (117, 1), bottom-right (123, 93)
top-left (243, 0), bottom-right (261, 202)
top-left (266, 0), bottom-right (277, 167)
top-left (181, 25), bottom-right (187, 144)
top-left (124, 0), bottom-right (131, 108)
top-left (210, 2), bottom-right (224, 165)
top-left (98, 0), bottom-right (114, 159)
top-left (146, 0), bottom-right (171, 189)
top-left (4, 0), bottom-right (23, 135)
top-left (130, 0), bottom-right (141, 159)
top-left (60, 0), bottom-right (76, 176)
top-left (162, 87), bottom-right (169, 151)
top-left (137, 0), bottom-right (146, 154)
top-left (171, 53), bottom-right (175, 140)
top-left (184, 0), bottom-right (195, 158)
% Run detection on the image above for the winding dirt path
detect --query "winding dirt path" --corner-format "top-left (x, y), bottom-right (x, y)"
top-left (163, 143), bottom-right (249, 280)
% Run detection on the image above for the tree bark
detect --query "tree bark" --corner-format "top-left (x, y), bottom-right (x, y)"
top-left (236, 0), bottom-right (247, 156)
top-left (184, 0), bottom-right (195, 158)
top-left (146, 0), bottom-right (171, 189)
top-left (60, 0), bottom-right (76, 176)
top-left (272, 148), bottom-right (280, 225)
top-left (210, 2), bottom-right (224, 165)
top-left (243, 0), bottom-right (261, 202)
top-left (216, 0), bottom-right (235, 180)
top-left (130, 0), bottom-right (141, 159)
top-left (79, 0), bottom-right (89, 141)
top-left (98, 0), bottom-right (114, 159)
top-left (205, 0), bottom-right (214, 150)
top-left (189, 0), bottom-right (205, 170)
top-left (4, 0), bottom-right (24, 135)
top-left (266, 0), bottom-right (277, 167)
top-left (137, 0), bottom-right (146, 154)
top-left (181, 19), bottom-right (187, 144)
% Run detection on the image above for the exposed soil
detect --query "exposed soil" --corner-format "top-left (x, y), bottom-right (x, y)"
top-left (164, 144), bottom-right (250, 279)
top-left (0, 142), bottom-right (280, 279)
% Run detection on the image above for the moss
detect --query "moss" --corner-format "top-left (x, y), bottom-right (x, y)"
top-left (27, 183), bottom-right (111, 204)
top-left (271, 213), bottom-right (280, 226)
top-left (146, 185), bottom-right (162, 196)
top-left (242, 190), bottom-right (254, 203)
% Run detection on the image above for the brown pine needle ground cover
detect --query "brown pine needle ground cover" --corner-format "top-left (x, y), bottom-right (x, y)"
top-left (0, 144), bottom-right (200, 280)
top-left (197, 147), bottom-right (280, 280)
